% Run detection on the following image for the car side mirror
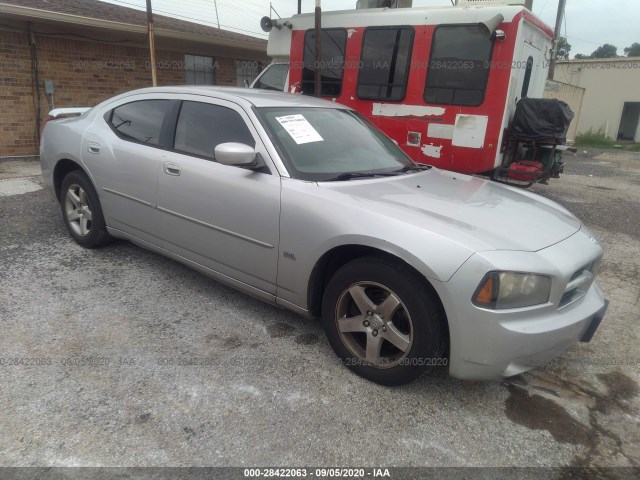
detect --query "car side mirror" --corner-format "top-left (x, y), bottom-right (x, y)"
top-left (214, 142), bottom-right (263, 169)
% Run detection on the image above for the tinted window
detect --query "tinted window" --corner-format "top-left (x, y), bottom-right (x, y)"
top-left (174, 101), bottom-right (255, 159)
top-left (302, 29), bottom-right (347, 97)
top-left (185, 54), bottom-right (215, 85)
top-left (357, 27), bottom-right (414, 101)
top-left (521, 56), bottom-right (534, 98)
top-left (254, 63), bottom-right (288, 91)
top-left (109, 100), bottom-right (172, 145)
top-left (424, 25), bottom-right (494, 106)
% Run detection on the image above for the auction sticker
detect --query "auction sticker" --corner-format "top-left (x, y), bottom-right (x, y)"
top-left (275, 114), bottom-right (324, 144)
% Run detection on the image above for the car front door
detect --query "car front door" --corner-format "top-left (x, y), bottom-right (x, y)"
top-left (157, 98), bottom-right (281, 296)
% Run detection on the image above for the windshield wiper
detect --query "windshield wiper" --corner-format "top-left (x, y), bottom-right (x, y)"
top-left (394, 163), bottom-right (432, 174)
top-left (322, 164), bottom-right (431, 182)
top-left (322, 171), bottom-right (401, 182)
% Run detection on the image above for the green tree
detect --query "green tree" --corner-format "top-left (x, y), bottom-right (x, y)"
top-left (556, 36), bottom-right (571, 60)
top-left (589, 44), bottom-right (618, 58)
top-left (624, 42), bottom-right (640, 57)
top-left (574, 53), bottom-right (588, 59)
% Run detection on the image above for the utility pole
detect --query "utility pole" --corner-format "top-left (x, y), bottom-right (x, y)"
top-left (548, 0), bottom-right (567, 80)
top-left (298, 0), bottom-right (302, 14)
top-left (314, 0), bottom-right (321, 96)
top-left (146, 0), bottom-right (158, 86)
top-left (213, 0), bottom-right (220, 29)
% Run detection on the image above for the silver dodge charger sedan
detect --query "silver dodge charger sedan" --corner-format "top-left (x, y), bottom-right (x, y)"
top-left (40, 87), bottom-right (608, 385)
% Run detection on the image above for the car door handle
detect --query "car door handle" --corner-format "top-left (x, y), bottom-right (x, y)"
top-left (163, 162), bottom-right (181, 176)
top-left (87, 143), bottom-right (100, 154)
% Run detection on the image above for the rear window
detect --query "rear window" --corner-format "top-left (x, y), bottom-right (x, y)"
top-left (109, 100), bottom-right (172, 145)
top-left (424, 25), bottom-right (494, 106)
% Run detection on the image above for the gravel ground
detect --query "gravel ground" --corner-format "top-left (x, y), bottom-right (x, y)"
top-left (0, 152), bottom-right (639, 470)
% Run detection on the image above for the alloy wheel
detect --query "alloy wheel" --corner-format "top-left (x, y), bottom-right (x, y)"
top-left (64, 184), bottom-right (93, 237)
top-left (335, 281), bottom-right (413, 369)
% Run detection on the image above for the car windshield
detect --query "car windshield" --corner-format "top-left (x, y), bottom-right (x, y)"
top-left (255, 107), bottom-right (417, 181)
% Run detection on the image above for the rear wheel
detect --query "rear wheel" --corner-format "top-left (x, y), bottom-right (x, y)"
top-left (322, 256), bottom-right (447, 386)
top-left (60, 170), bottom-right (111, 248)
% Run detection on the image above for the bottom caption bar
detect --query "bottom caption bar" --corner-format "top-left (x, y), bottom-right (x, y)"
top-left (0, 468), bottom-right (639, 480)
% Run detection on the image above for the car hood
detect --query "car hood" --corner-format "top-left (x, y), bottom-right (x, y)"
top-left (318, 168), bottom-right (581, 252)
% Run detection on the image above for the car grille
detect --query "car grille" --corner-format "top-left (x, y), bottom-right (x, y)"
top-left (558, 260), bottom-right (599, 309)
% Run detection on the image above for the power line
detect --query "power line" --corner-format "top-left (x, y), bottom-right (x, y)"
top-left (217, 0), bottom-right (269, 14)
top-left (213, 0), bottom-right (220, 28)
top-left (537, 0), bottom-right (550, 16)
top-left (216, 6), bottom-right (263, 25)
top-left (565, 34), bottom-right (609, 46)
top-left (103, 0), bottom-right (267, 37)
top-left (124, 0), bottom-right (272, 23)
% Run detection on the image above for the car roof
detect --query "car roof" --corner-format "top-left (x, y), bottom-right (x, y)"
top-left (116, 86), bottom-right (351, 109)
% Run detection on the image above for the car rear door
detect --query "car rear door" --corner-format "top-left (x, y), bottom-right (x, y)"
top-left (157, 97), bottom-right (281, 295)
top-left (82, 97), bottom-right (176, 246)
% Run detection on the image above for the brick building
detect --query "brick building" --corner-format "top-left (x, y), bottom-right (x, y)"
top-left (0, 0), bottom-right (268, 158)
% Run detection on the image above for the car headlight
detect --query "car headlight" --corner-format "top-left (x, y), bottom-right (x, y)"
top-left (472, 272), bottom-right (551, 309)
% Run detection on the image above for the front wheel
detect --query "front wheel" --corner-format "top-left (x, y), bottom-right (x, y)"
top-left (60, 170), bottom-right (111, 248)
top-left (322, 256), bottom-right (447, 386)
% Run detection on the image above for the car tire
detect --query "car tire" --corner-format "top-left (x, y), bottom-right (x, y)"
top-left (321, 256), bottom-right (447, 386)
top-left (60, 170), bottom-right (111, 248)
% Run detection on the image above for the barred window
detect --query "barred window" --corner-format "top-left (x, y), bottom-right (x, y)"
top-left (236, 60), bottom-right (261, 87)
top-left (185, 54), bottom-right (215, 85)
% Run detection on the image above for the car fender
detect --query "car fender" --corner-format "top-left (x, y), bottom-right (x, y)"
top-left (41, 117), bottom-right (94, 200)
top-left (276, 180), bottom-right (475, 311)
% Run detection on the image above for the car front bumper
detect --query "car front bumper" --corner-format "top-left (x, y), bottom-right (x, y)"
top-left (433, 227), bottom-right (608, 380)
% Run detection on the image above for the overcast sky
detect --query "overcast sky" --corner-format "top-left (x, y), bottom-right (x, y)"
top-left (100, 0), bottom-right (640, 57)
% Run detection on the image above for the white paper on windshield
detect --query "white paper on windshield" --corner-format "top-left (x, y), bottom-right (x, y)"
top-left (275, 114), bottom-right (324, 144)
